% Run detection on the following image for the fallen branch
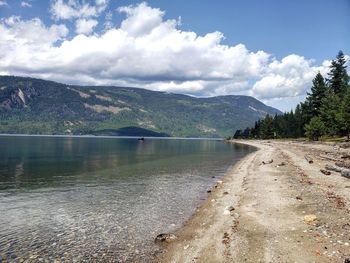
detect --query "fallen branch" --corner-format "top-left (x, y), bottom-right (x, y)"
top-left (320, 169), bottom-right (331, 175)
top-left (304, 155), bottom-right (313, 164)
top-left (341, 154), bottom-right (350, 159)
top-left (319, 154), bottom-right (340, 162)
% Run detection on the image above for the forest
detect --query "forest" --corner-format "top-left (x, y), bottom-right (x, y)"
top-left (232, 51), bottom-right (350, 141)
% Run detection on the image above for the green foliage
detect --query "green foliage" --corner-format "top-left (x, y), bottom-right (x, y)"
top-left (233, 51), bottom-right (349, 141)
top-left (260, 114), bottom-right (274, 139)
top-left (305, 117), bottom-right (326, 141)
top-left (305, 72), bottom-right (328, 116)
top-left (319, 91), bottom-right (343, 136)
top-left (0, 76), bottom-right (281, 138)
top-left (340, 89), bottom-right (350, 138)
top-left (328, 50), bottom-right (349, 96)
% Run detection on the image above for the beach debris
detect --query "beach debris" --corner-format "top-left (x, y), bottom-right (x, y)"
top-left (336, 161), bottom-right (350, 169)
top-left (155, 233), bottom-right (177, 244)
top-left (296, 196), bottom-right (303, 201)
top-left (304, 154), bottom-right (313, 164)
top-left (341, 169), bottom-right (350, 179)
top-left (304, 214), bottom-right (317, 224)
top-left (223, 206), bottom-right (235, 215)
top-left (327, 191), bottom-right (346, 208)
top-left (228, 206), bottom-right (235, 211)
top-left (207, 189), bottom-right (212, 193)
top-left (325, 164), bottom-right (350, 178)
top-left (183, 245), bottom-right (189, 250)
top-left (320, 169), bottom-right (331, 175)
top-left (262, 159), bottom-right (273, 165)
top-left (222, 232), bottom-right (230, 245)
top-left (341, 154), bottom-right (350, 159)
top-left (223, 210), bottom-right (230, 215)
top-left (223, 191), bottom-right (229, 195)
top-left (276, 162), bottom-right (286, 167)
top-left (217, 180), bottom-right (223, 184)
top-left (320, 154), bottom-right (340, 162)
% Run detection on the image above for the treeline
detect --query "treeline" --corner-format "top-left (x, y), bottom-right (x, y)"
top-left (232, 51), bottom-right (350, 140)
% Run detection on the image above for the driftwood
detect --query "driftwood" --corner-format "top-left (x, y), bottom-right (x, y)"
top-left (341, 154), bottom-right (350, 159)
top-left (335, 162), bottom-right (350, 169)
top-left (304, 155), bottom-right (313, 164)
top-left (325, 164), bottom-right (350, 179)
top-left (325, 164), bottom-right (342, 173)
top-left (319, 154), bottom-right (340, 162)
top-left (342, 169), bottom-right (350, 178)
top-left (262, 159), bottom-right (273, 165)
top-left (320, 169), bottom-right (331, 175)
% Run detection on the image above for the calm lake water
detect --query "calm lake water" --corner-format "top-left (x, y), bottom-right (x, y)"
top-left (0, 135), bottom-right (255, 262)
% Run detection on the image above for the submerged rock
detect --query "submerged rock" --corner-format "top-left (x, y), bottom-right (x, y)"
top-left (155, 233), bottom-right (177, 244)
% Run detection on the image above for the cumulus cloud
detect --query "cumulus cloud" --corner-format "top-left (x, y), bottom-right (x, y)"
top-left (0, 0), bottom-right (7, 6)
top-left (21, 1), bottom-right (32, 7)
top-left (0, 2), bottom-right (335, 110)
top-left (75, 18), bottom-right (98, 34)
top-left (50, 0), bottom-right (108, 20)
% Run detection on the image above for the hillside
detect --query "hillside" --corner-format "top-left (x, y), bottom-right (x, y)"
top-left (0, 76), bottom-right (281, 137)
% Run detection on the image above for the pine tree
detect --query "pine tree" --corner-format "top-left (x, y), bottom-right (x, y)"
top-left (306, 72), bottom-right (328, 116)
top-left (260, 114), bottom-right (274, 139)
top-left (294, 104), bottom-right (304, 137)
top-left (305, 117), bottom-right (326, 141)
top-left (327, 51), bottom-right (349, 96)
top-left (320, 91), bottom-right (343, 136)
top-left (341, 89), bottom-right (350, 139)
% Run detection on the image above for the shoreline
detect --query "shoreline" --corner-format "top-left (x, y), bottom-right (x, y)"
top-left (156, 140), bottom-right (350, 262)
top-left (0, 133), bottom-right (223, 141)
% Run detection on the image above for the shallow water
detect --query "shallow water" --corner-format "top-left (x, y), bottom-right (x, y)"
top-left (0, 136), bottom-right (255, 262)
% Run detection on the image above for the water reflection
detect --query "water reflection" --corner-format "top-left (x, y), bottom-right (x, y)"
top-left (0, 136), bottom-right (255, 262)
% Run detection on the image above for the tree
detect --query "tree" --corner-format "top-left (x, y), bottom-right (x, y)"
top-left (233, 129), bottom-right (242, 139)
top-left (260, 114), bottom-right (274, 139)
top-left (305, 72), bottom-right (328, 116)
top-left (327, 50), bottom-right (349, 96)
top-left (340, 89), bottom-right (350, 139)
top-left (305, 117), bottom-right (326, 141)
top-left (320, 91), bottom-right (343, 136)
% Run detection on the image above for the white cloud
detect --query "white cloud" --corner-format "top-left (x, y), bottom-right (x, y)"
top-left (0, 2), bottom-right (334, 111)
top-left (75, 18), bottom-right (98, 34)
top-left (21, 1), bottom-right (32, 7)
top-left (50, 0), bottom-right (108, 20)
top-left (0, 0), bottom-right (7, 6)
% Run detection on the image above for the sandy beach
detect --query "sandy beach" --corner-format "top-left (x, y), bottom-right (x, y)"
top-left (156, 140), bottom-right (350, 263)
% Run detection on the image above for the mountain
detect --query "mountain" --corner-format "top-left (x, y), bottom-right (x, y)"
top-left (0, 76), bottom-right (281, 137)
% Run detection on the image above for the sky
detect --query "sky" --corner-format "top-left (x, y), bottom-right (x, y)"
top-left (0, 0), bottom-right (349, 111)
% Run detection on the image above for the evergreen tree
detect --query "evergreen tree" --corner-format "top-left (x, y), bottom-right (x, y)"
top-left (320, 91), bottom-right (342, 136)
top-left (305, 117), bottom-right (326, 141)
top-left (294, 104), bottom-right (304, 137)
top-left (260, 114), bottom-right (274, 139)
top-left (305, 72), bottom-right (328, 116)
top-left (340, 89), bottom-right (350, 139)
top-left (233, 129), bottom-right (242, 139)
top-left (327, 50), bottom-right (349, 96)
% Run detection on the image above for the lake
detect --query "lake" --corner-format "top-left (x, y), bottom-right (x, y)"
top-left (0, 135), bottom-right (255, 262)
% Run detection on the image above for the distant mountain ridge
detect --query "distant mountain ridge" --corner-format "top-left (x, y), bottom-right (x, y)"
top-left (0, 76), bottom-right (281, 137)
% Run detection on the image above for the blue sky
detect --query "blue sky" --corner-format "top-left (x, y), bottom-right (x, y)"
top-left (0, 0), bottom-right (349, 111)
